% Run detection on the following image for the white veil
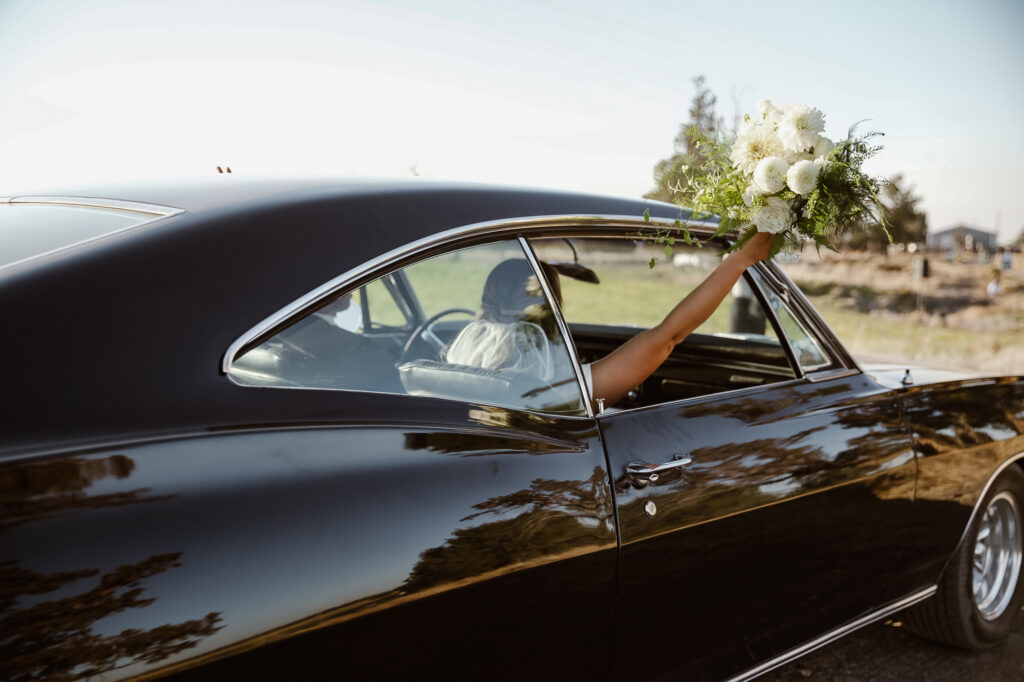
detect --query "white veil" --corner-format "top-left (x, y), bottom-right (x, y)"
top-left (444, 319), bottom-right (556, 382)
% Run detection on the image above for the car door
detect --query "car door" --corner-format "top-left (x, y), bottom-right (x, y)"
top-left (530, 236), bottom-right (917, 682)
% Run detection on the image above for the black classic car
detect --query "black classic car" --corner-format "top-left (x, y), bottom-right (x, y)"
top-left (1, 178), bottom-right (1022, 681)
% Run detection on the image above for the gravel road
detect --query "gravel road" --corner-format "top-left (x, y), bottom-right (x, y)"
top-left (760, 609), bottom-right (1024, 681)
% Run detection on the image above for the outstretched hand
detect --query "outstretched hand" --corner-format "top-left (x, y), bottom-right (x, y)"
top-left (731, 231), bottom-right (776, 268)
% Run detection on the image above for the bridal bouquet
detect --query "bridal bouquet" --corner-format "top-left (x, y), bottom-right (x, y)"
top-left (651, 99), bottom-right (891, 258)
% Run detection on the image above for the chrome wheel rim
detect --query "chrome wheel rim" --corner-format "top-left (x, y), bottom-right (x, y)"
top-left (972, 491), bottom-right (1022, 620)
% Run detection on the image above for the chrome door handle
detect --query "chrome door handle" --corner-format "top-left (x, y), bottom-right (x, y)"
top-left (626, 455), bottom-right (692, 482)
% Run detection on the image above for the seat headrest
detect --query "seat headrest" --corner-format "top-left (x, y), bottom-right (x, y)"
top-left (398, 359), bottom-right (581, 413)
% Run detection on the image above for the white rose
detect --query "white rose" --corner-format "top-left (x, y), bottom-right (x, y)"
top-left (787, 159), bottom-right (821, 195)
top-left (730, 123), bottom-right (785, 175)
top-left (752, 196), bottom-right (794, 234)
top-left (753, 156), bottom-right (789, 194)
top-left (778, 104), bottom-right (826, 153)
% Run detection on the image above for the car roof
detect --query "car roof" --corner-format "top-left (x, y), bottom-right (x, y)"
top-left (2, 176), bottom-right (683, 218)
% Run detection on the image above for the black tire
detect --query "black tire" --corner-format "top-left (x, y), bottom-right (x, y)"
top-left (903, 465), bottom-right (1024, 649)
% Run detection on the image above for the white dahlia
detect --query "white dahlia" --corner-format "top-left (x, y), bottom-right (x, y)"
top-left (753, 156), bottom-right (789, 194)
top-left (787, 159), bottom-right (821, 195)
top-left (730, 123), bottom-right (785, 175)
top-left (752, 196), bottom-right (794, 234)
top-left (778, 104), bottom-right (826, 153)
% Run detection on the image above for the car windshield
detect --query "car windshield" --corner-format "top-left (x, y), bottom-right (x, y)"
top-left (0, 202), bottom-right (157, 269)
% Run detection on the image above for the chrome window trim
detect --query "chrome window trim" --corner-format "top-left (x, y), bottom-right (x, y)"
top-left (519, 236), bottom-right (594, 418)
top-left (221, 213), bottom-right (715, 373)
top-left (3, 195), bottom-right (184, 217)
top-left (727, 585), bottom-right (937, 681)
top-left (746, 266), bottom-right (806, 380)
top-left (756, 261), bottom-right (855, 373)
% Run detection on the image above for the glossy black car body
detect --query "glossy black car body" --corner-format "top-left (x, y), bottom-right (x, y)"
top-left (2, 179), bottom-right (1022, 681)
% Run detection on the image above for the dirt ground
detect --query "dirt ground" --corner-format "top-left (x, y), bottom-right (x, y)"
top-left (777, 248), bottom-right (1024, 375)
top-left (761, 609), bottom-right (1024, 681)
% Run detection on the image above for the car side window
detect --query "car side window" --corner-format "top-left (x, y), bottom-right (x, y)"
top-left (528, 236), bottom-right (796, 408)
top-left (229, 240), bottom-right (587, 415)
top-left (752, 273), bottom-right (834, 372)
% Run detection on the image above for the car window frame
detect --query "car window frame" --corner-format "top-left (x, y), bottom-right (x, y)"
top-left (224, 230), bottom-right (596, 416)
top-left (747, 266), bottom-right (835, 374)
top-left (757, 260), bottom-right (862, 382)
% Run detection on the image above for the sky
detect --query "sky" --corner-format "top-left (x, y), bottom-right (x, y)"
top-left (1, 0), bottom-right (1022, 243)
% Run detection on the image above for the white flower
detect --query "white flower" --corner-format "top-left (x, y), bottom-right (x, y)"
top-left (741, 184), bottom-right (759, 207)
top-left (778, 104), bottom-right (826, 153)
top-left (752, 196), bottom-right (794, 234)
top-left (813, 136), bottom-right (835, 159)
top-left (787, 159), bottom-right (821, 195)
top-left (730, 123), bottom-right (785, 175)
top-left (757, 99), bottom-right (781, 122)
top-left (753, 156), bottom-right (789, 194)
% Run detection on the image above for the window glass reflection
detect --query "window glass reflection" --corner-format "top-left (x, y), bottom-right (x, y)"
top-left (230, 240), bottom-right (586, 415)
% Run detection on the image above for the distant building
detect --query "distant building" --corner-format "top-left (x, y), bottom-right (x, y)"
top-left (927, 225), bottom-right (998, 253)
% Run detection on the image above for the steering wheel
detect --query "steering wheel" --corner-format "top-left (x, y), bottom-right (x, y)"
top-left (398, 308), bottom-right (475, 365)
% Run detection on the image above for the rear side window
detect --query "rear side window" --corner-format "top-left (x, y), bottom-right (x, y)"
top-left (0, 203), bottom-right (156, 269)
top-left (229, 240), bottom-right (587, 415)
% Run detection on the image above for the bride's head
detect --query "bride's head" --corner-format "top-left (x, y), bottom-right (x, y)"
top-left (479, 258), bottom-right (561, 324)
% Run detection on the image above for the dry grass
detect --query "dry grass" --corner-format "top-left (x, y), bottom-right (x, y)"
top-left (778, 249), bottom-right (1024, 375)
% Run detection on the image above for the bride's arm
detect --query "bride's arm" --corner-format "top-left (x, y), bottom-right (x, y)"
top-left (588, 232), bottom-right (775, 407)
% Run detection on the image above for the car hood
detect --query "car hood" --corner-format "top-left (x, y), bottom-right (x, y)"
top-left (861, 361), bottom-right (981, 390)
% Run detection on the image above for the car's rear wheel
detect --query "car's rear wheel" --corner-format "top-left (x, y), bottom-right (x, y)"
top-left (903, 465), bottom-right (1024, 649)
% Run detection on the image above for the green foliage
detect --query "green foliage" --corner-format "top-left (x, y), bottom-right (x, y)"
top-left (642, 209), bottom-right (699, 268)
top-left (801, 125), bottom-right (891, 247)
top-left (648, 122), bottom-right (891, 261)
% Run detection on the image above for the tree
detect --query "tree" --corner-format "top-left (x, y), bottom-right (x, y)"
top-left (846, 174), bottom-right (928, 251)
top-left (645, 76), bottom-right (723, 203)
top-left (0, 555), bottom-right (222, 681)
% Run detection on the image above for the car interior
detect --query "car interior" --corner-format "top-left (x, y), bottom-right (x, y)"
top-left (229, 235), bottom-right (806, 413)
